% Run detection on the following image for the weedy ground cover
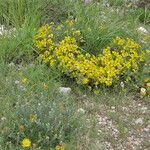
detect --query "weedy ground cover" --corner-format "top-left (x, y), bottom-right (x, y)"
top-left (0, 0), bottom-right (150, 149)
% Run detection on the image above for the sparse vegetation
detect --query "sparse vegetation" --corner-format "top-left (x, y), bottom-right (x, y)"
top-left (0, 0), bottom-right (150, 150)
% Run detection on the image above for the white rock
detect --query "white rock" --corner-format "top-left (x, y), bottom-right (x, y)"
top-left (122, 107), bottom-right (128, 111)
top-left (120, 82), bottom-right (125, 88)
top-left (143, 127), bottom-right (149, 132)
top-left (111, 106), bottom-right (115, 110)
top-left (0, 24), bottom-right (16, 36)
top-left (141, 106), bottom-right (147, 111)
top-left (84, 0), bottom-right (92, 4)
top-left (141, 106), bottom-right (147, 114)
top-left (59, 87), bottom-right (71, 95)
top-left (77, 108), bottom-right (86, 114)
top-left (8, 62), bottom-right (15, 67)
top-left (135, 118), bottom-right (143, 125)
top-left (82, 94), bottom-right (87, 98)
top-left (15, 80), bottom-right (20, 84)
top-left (0, 25), bottom-right (5, 35)
top-left (19, 85), bottom-right (26, 91)
top-left (137, 27), bottom-right (148, 34)
top-left (1, 117), bottom-right (6, 121)
top-left (147, 124), bottom-right (150, 128)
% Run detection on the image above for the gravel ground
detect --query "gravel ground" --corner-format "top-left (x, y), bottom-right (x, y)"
top-left (78, 95), bottom-right (150, 150)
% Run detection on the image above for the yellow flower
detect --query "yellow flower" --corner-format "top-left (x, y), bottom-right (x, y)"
top-left (140, 88), bottom-right (146, 97)
top-left (145, 50), bottom-right (150, 53)
top-left (50, 22), bottom-right (54, 25)
top-left (29, 114), bottom-right (37, 123)
top-left (144, 78), bottom-right (149, 82)
top-left (34, 24), bottom-right (145, 91)
top-left (126, 76), bottom-right (131, 82)
top-left (146, 83), bottom-right (150, 87)
top-left (82, 78), bottom-right (89, 84)
top-left (69, 20), bottom-right (74, 26)
top-left (93, 89), bottom-right (100, 95)
top-left (59, 104), bottom-right (65, 113)
top-left (55, 145), bottom-right (64, 150)
top-left (19, 125), bottom-right (25, 132)
top-left (87, 27), bottom-right (92, 32)
top-left (21, 138), bottom-right (31, 148)
top-left (127, 2), bottom-right (132, 8)
top-left (43, 83), bottom-right (48, 89)
top-left (73, 30), bottom-right (81, 36)
top-left (22, 78), bottom-right (27, 84)
top-left (57, 25), bottom-right (63, 30)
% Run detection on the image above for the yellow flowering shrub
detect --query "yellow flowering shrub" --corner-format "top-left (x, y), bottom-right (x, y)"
top-left (34, 21), bottom-right (147, 88)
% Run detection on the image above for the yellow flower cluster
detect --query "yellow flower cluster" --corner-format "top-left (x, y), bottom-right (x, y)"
top-left (34, 23), bottom-right (56, 66)
top-left (56, 145), bottom-right (65, 150)
top-left (34, 23), bottom-right (146, 88)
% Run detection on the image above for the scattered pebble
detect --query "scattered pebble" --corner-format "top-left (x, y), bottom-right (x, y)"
top-left (82, 94), bottom-right (87, 98)
top-left (8, 62), bottom-right (15, 67)
top-left (84, 0), bottom-right (92, 5)
top-left (15, 80), bottom-right (20, 84)
top-left (77, 108), bottom-right (86, 114)
top-left (0, 24), bottom-right (16, 36)
top-left (135, 118), bottom-right (143, 125)
top-left (120, 82), bottom-right (125, 88)
top-left (111, 106), bottom-right (115, 110)
top-left (1, 117), bottom-right (6, 121)
top-left (58, 87), bottom-right (71, 95)
top-left (137, 26), bottom-right (148, 34)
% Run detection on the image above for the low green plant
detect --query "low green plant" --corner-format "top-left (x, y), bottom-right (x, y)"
top-left (136, 8), bottom-right (150, 24)
top-left (0, 27), bottom-right (37, 63)
top-left (0, 63), bottom-right (85, 149)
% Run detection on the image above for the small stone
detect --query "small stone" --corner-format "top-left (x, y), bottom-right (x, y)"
top-left (137, 27), bottom-right (148, 34)
top-left (19, 85), bottom-right (26, 91)
top-left (59, 87), bottom-right (71, 95)
top-left (120, 82), bottom-right (125, 88)
top-left (1, 117), bottom-right (6, 121)
top-left (141, 106), bottom-right (147, 114)
top-left (77, 108), bottom-right (86, 114)
top-left (84, 0), bottom-right (92, 5)
top-left (135, 118), bottom-right (143, 125)
top-left (82, 94), bottom-right (87, 98)
top-left (122, 107), bottom-right (128, 111)
top-left (8, 62), bottom-right (15, 67)
top-left (15, 80), bottom-right (20, 84)
top-left (111, 106), bottom-right (115, 110)
top-left (141, 106), bottom-right (147, 111)
top-left (143, 128), bottom-right (149, 132)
